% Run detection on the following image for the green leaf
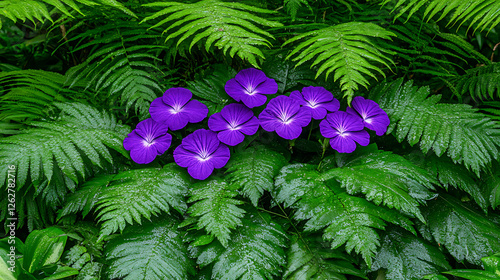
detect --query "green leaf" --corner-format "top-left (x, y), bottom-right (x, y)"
top-left (423, 194), bottom-right (500, 265)
top-left (450, 63), bottom-right (500, 101)
top-left (196, 210), bottom-right (287, 279)
top-left (284, 22), bottom-right (395, 102)
top-left (225, 145), bottom-right (288, 206)
top-left (369, 78), bottom-right (500, 176)
top-left (188, 179), bottom-right (245, 247)
top-left (141, 0), bottom-right (283, 67)
top-left (482, 169), bottom-right (500, 210)
top-left (321, 151), bottom-right (437, 221)
top-left (284, 0), bottom-right (311, 21)
top-left (284, 234), bottom-right (367, 279)
top-left (275, 164), bottom-right (416, 267)
top-left (23, 227), bottom-right (67, 274)
top-left (371, 228), bottom-right (451, 280)
top-left (105, 218), bottom-right (193, 280)
top-left (186, 64), bottom-right (236, 105)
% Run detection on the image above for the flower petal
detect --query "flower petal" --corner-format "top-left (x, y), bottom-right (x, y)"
top-left (134, 118), bottom-right (168, 140)
top-left (348, 130), bottom-right (370, 146)
top-left (327, 111), bottom-right (364, 132)
top-left (224, 78), bottom-right (245, 102)
top-left (123, 131), bottom-right (144, 151)
top-left (311, 106), bottom-right (328, 120)
top-left (162, 87), bottom-right (192, 108)
top-left (188, 161), bottom-right (215, 180)
top-left (129, 144), bottom-right (159, 164)
top-left (365, 111), bottom-right (390, 136)
top-left (275, 123), bottom-right (302, 140)
top-left (302, 86), bottom-right (334, 104)
top-left (221, 103), bottom-right (254, 125)
top-left (351, 96), bottom-right (381, 120)
top-left (240, 93), bottom-right (268, 108)
top-left (153, 133), bottom-right (172, 155)
top-left (210, 144), bottom-right (230, 168)
top-left (173, 146), bottom-right (198, 168)
top-left (165, 111), bottom-right (190, 131)
top-left (321, 99), bottom-right (340, 113)
top-left (239, 116), bottom-right (259, 135)
top-left (208, 113), bottom-right (228, 132)
top-left (319, 119), bottom-right (337, 138)
top-left (234, 68), bottom-right (278, 95)
top-left (330, 136), bottom-right (357, 153)
top-left (218, 130), bottom-right (245, 146)
top-left (182, 129), bottom-right (220, 155)
top-left (259, 110), bottom-right (279, 132)
top-left (183, 99), bottom-right (208, 123)
top-left (289, 90), bottom-right (307, 106)
top-left (149, 96), bottom-right (172, 124)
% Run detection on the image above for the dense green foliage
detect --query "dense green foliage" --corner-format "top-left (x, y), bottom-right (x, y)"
top-left (1, 0), bottom-right (500, 279)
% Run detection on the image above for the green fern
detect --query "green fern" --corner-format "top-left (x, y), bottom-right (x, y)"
top-left (422, 194), bottom-right (500, 265)
top-left (105, 218), bottom-right (193, 280)
top-left (196, 210), bottom-right (287, 279)
top-left (284, 0), bottom-right (312, 21)
top-left (0, 102), bottom-right (129, 188)
top-left (59, 164), bottom-right (191, 240)
top-left (449, 62), bottom-right (500, 101)
top-left (371, 228), bottom-right (451, 280)
top-left (0, 0), bottom-right (136, 30)
top-left (225, 145), bottom-right (288, 206)
top-left (284, 234), bottom-right (367, 279)
top-left (0, 70), bottom-right (87, 123)
top-left (187, 179), bottom-right (245, 247)
top-left (436, 252), bottom-right (500, 280)
top-left (141, 0), bottom-right (283, 67)
top-left (261, 54), bottom-right (317, 95)
top-left (369, 78), bottom-right (500, 176)
top-left (284, 22), bottom-right (395, 102)
top-left (383, 0), bottom-right (500, 32)
top-left (63, 21), bottom-right (168, 118)
top-left (481, 168), bottom-right (500, 210)
top-left (321, 151), bottom-right (437, 221)
top-left (274, 163), bottom-right (416, 267)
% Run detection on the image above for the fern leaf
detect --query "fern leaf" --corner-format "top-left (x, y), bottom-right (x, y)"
top-left (284, 0), bottom-right (311, 21)
top-left (321, 151), bottom-right (437, 221)
top-left (284, 234), bottom-right (367, 279)
top-left (61, 164), bottom-right (190, 239)
top-left (481, 169), bottom-right (500, 210)
top-left (371, 228), bottom-right (451, 280)
top-left (450, 63), bottom-right (500, 101)
top-left (423, 194), bottom-right (500, 265)
top-left (0, 102), bottom-right (129, 188)
top-left (284, 22), bottom-right (395, 102)
top-left (225, 145), bottom-right (288, 206)
top-left (187, 179), bottom-right (245, 247)
top-left (105, 218), bottom-right (193, 280)
top-left (261, 54), bottom-right (317, 95)
top-left (420, 155), bottom-right (487, 210)
top-left (186, 64), bottom-right (236, 106)
top-left (383, 0), bottom-right (500, 32)
top-left (196, 210), bottom-right (287, 279)
top-left (369, 78), bottom-right (500, 176)
top-left (141, 0), bottom-right (283, 67)
top-left (275, 164), bottom-right (416, 267)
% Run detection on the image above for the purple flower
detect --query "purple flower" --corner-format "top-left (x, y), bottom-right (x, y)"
top-left (346, 96), bottom-right (390, 136)
top-left (123, 118), bottom-right (172, 164)
top-left (259, 95), bottom-right (311, 140)
top-left (290, 86), bottom-right (340, 120)
top-left (149, 87), bottom-right (208, 130)
top-left (208, 103), bottom-right (259, 146)
top-left (224, 68), bottom-right (278, 108)
top-left (320, 111), bottom-right (369, 153)
top-left (173, 129), bottom-right (230, 180)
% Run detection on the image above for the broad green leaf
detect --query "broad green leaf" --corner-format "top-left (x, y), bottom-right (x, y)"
top-left (371, 228), bottom-right (451, 280)
top-left (23, 227), bottom-right (67, 274)
top-left (424, 194), bottom-right (500, 265)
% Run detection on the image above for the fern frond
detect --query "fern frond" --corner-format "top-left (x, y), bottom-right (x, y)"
top-left (60, 164), bottom-right (190, 240)
top-left (284, 234), bottom-right (367, 279)
top-left (423, 194), bottom-right (500, 265)
top-left (186, 64), bottom-right (236, 107)
top-left (371, 228), bottom-right (451, 280)
top-left (141, 0), bottom-right (283, 67)
top-left (450, 63), bottom-right (500, 101)
top-left (225, 145), bottom-right (288, 206)
top-left (369, 78), bottom-right (500, 176)
top-left (275, 164), bottom-right (416, 267)
top-left (0, 102), bottom-right (129, 188)
top-left (284, 22), bottom-right (395, 102)
top-left (105, 218), bottom-right (193, 280)
top-left (383, 0), bottom-right (500, 33)
top-left (196, 210), bottom-right (287, 279)
top-left (481, 168), bottom-right (500, 210)
top-left (0, 70), bottom-right (86, 122)
top-left (321, 151), bottom-right (437, 222)
top-left (63, 22), bottom-right (168, 118)
top-left (284, 0), bottom-right (312, 21)
top-left (0, 0), bottom-right (136, 29)
top-left (187, 179), bottom-right (245, 247)
top-left (261, 54), bottom-right (317, 94)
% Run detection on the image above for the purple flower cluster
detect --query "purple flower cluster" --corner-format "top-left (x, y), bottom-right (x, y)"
top-left (123, 67), bottom-right (390, 180)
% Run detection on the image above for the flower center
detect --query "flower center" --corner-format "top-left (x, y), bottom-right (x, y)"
top-left (169, 103), bottom-right (184, 114)
top-left (197, 149), bottom-right (211, 161)
top-left (278, 112), bottom-right (293, 125)
top-left (245, 85), bottom-right (256, 96)
top-left (142, 134), bottom-right (156, 147)
top-left (228, 120), bottom-right (241, 131)
top-left (307, 100), bottom-right (319, 108)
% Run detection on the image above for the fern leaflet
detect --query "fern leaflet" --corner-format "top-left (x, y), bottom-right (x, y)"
top-left (141, 0), bottom-right (283, 67)
top-left (450, 62), bottom-right (500, 101)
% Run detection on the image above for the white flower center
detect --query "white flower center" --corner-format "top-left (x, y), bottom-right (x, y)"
top-left (142, 134), bottom-right (156, 147)
top-left (279, 112), bottom-right (293, 125)
top-left (170, 103), bottom-right (183, 114)
top-left (228, 121), bottom-right (241, 131)
top-left (197, 149), bottom-right (211, 161)
top-left (307, 100), bottom-right (319, 108)
top-left (245, 85), bottom-right (256, 95)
